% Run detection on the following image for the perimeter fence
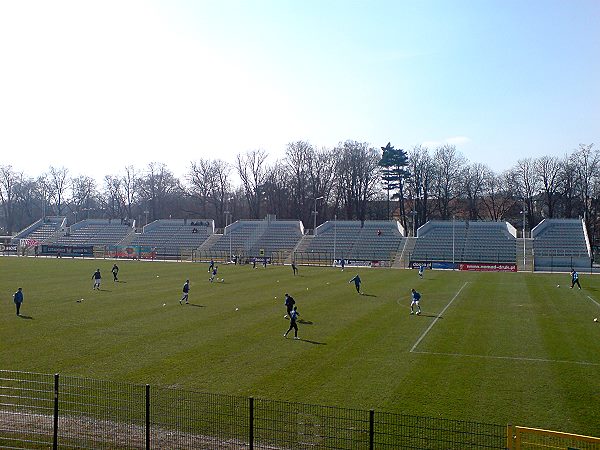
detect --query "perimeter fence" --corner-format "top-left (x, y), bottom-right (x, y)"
top-left (0, 370), bottom-right (508, 449)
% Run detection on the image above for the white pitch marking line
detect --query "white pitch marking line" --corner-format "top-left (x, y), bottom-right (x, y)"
top-left (586, 295), bottom-right (600, 309)
top-left (411, 350), bottom-right (600, 366)
top-left (410, 281), bottom-right (469, 353)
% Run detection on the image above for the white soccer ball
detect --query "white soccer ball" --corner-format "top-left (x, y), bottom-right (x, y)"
top-left (162, 303), bottom-right (166, 307)
top-left (221, 279), bottom-right (224, 283)
top-left (156, 275), bottom-right (159, 278)
top-left (235, 307), bottom-right (239, 311)
top-left (557, 285), bottom-right (560, 288)
top-left (594, 318), bottom-right (598, 322)
top-left (284, 314), bottom-right (288, 319)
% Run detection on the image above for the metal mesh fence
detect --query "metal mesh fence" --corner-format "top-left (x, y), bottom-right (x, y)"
top-left (56, 375), bottom-right (146, 449)
top-left (254, 398), bottom-right (369, 449)
top-left (0, 370), bottom-right (522, 449)
top-left (374, 411), bottom-right (506, 449)
top-left (0, 371), bottom-right (54, 449)
top-left (150, 386), bottom-right (249, 449)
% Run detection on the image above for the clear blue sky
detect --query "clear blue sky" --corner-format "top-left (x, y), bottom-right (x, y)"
top-left (1, 0), bottom-right (598, 180)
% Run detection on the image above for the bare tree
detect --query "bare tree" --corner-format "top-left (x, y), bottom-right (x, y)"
top-left (507, 158), bottom-right (541, 230)
top-left (122, 165), bottom-right (139, 221)
top-left (462, 163), bottom-right (489, 220)
top-left (431, 145), bottom-right (466, 219)
top-left (406, 146), bottom-right (434, 232)
top-left (137, 162), bottom-right (181, 221)
top-left (335, 140), bottom-right (381, 221)
top-left (0, 165), bottom-right (22, 234)
top-left (284, 141), bottom-right (313, 225)
top-left (69, 175), bottom-right (97, 221)
top-left (481, 170), bottom-right (513, 221)
top-left (236, 150), bottom-right (269, 218)
top-left (100, 175), bottom-right (126, 220)
top-left (45, 166), bottom-right (70, 216)
top-left (535, 155), bottom-right (563, 218)
top-left (572, 143), bottom-right (599, 223)
top-left (187, 158), bottom-right (233, 225)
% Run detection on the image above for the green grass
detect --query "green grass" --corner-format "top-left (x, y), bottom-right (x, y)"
top-left (1, 257), bottom-right (599, 436)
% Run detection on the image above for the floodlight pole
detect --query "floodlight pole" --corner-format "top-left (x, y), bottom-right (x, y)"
top-left (452, 215), bottom-right (455, 265)
top-left (333, 215), bottom-right (337, 266)
top-left (521, 206), bottom-right (527, 267)
top-left (313, 196), bottom-right (324, 233)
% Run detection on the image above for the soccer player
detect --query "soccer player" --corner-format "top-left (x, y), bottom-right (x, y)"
top-left (349, 274), bottom-right (361, 294)
top-left (284, 306), bottom-right (300, 339)
top-left (410, 288), bottom-right (421, 315)
top-left (284, 293), bottom-right (296, 316)
top-left (13, 287), bottom-right (24, 316)
top-left (209, 266), bottom-right (218, 282)
top-left (180, 280), bottom-right (190, 304)
top-left (570, 269), bottom-right (581, 289)
top-left (340, 259), bottom-right (345, 271)
top-left (208, 259), bottom-right (214, 273)
top-left (112, 264), bottom-right (119, 282)
top-left (291, 262), bottom-right (298, 276)
top-left (92, 269), bottom-right (102, 290)
top-left (418, 264), bottom-right (425, 279)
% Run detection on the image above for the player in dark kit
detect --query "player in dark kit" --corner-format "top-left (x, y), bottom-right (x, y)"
top-left (13, 287), bottom-right (24, 316)
top-left (284, 306), bottom-right (300, 339)
top-left (180, 280), bottom-right (190, 304)
top-left (291, 262), bottom-right (298, 276)
top-left (410, 289), bottom-right (421, 315)
top-left (570, 269), bottom-right (581, 289)
top-left (284, 293), bottom-right (296, 316)
top-left (112, 264), bottom-right (119, 282)
top-left (349, 274), bottom-right (361, 294)
top-left (92, 269), bottom-right (102, 290)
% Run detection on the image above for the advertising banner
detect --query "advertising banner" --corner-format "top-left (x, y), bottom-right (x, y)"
top-left (41, 245), bottom-right (94, 256)
top-left (459, 263), bottom-right (517, 272)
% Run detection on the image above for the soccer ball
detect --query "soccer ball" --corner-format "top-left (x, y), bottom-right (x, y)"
top-left (221, 279), bottom-right (224, 283)
top-left (556, 285), bottom-right (560, 288)
top-left (162, 303), bottom-right (166, 307)
top-left (594, 318), bottom-right (598, 322)
top-left (284, 314), bottom-right (288, 319)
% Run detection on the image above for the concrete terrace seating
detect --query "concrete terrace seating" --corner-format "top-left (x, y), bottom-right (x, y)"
top-left (305, 220), bottom-right (405, 261)
top-left (461, 221), bottom-right (517, 263)
top-left (532, 219), bottom-right (590, 257)
top-left (51, 219), bottom-right (133, 247)
top-left (11, 216), bottom-right (66, 244)
top-left (128, 219), bottom-right (213, 256)
top-left (412, 220), bottom-right (516, 263)
top-left (208, 218), bottom-right (303, 257)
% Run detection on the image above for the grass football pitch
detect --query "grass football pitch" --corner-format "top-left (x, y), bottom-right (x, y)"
top-left (1, 257), bottom-right (599, 437)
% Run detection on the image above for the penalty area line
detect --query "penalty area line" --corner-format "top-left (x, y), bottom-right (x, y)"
top-left (586, 295), bottom-right (600, 309)
top-left (410, 281), bottom-right (469, 353)
top-left (411, 350), bottom-right (600, 366)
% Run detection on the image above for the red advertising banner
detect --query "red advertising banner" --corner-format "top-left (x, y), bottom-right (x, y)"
top-left (459, 263), bottom-right (517, 272)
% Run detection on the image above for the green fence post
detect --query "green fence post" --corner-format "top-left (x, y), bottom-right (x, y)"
top-left (249, 396), bottom-right (254, 450)
top-left (369, 409), bottom-right (374, 450)
top-left (146, 384), bottom-right (150, 450)
top-left (53, 373), bottom-right (59, 450)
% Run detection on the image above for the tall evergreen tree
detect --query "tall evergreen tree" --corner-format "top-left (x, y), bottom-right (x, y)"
top-left (379, 143), bottom-right (410, 228)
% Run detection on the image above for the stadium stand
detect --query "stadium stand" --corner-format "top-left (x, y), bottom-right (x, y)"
top-left (126, 219), bottom-right (213, 258)
top-left (532, 218), bottom-right (591, 271)
top-left (205, 216), bottom-right (303, 260)
top-left (411, 220), bottom-right (517, 263)
top-left (11, 216), bottom-right (67, 245)
top-left (49, 219), bottom-right (134, 247)
top-left (304, 220), bottom-right (405, 262)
